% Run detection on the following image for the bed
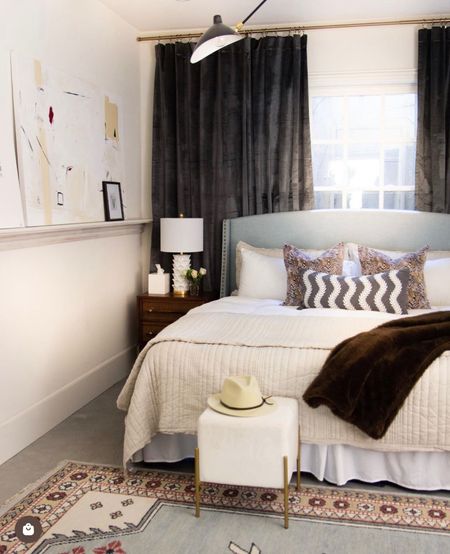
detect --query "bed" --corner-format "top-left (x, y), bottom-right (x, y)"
top-left (118, 209), bottom-right (450, 490)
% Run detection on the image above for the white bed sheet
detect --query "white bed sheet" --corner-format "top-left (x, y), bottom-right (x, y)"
top-left (191, 294), bottom-right (449, 319)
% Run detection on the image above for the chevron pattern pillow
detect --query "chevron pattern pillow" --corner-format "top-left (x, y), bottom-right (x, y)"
top-left (297, 268), bottom-right (410, 314)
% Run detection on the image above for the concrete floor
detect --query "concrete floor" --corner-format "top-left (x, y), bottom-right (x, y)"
top-left (0, 381), bottom-right (126, 507)
top-left (1, 381), bottom-right (449, 509)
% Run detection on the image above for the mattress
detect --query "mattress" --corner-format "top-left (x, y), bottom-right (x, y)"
top-left (118, 297), bottom-right (450, 465)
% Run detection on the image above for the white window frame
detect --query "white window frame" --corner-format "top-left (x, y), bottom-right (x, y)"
top-left (309, 70), bottom-right (417, 210)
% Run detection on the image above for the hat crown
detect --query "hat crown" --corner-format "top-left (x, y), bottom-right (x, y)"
top-left (220, 376), bottom-right (262, 409)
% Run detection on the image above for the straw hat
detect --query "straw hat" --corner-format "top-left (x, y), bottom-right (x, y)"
top-left (207, 376), bottom-right (277, 417)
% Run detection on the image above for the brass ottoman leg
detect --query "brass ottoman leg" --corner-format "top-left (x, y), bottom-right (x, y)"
top-left (283, 455), bottom-right (289, 529)
top-left (195, 447), bottom-right (200, 518)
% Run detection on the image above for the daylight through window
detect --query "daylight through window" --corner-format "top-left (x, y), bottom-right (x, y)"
top-left (311, 93), bottom-right (417, 210)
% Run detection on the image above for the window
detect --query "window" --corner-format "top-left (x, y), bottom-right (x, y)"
top-left (311, 92), bottom-right (417, 210)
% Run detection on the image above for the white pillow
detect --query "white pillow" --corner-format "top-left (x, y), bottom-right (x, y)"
top-left (424, 258), bottom-right (450, 306)
top-left (238, 249), bottom-right (287, 300)
top-left (235, 240), bottom-right (351, 288)
top-left (237, 250), bottom-right (359, 300)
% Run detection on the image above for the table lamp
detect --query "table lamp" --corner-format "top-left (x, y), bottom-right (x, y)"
top-left (160, 215), bottom-right (204, 296)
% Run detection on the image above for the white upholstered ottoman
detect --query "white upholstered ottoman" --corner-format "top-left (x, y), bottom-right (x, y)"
top-left (195, 397), bottom-right (300, 528)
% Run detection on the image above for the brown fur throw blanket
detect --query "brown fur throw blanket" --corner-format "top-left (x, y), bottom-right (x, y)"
top-left (303, 311), bottom-right (450, 439)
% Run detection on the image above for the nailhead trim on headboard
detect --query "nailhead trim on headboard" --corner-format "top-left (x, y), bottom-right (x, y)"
top-left (220, 219), bottom-right (230, 298)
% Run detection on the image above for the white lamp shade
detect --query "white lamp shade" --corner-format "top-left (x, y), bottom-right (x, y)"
top-left (160, 218), bottom-right (203, 253)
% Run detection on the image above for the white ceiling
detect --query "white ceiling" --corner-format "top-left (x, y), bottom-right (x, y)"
top-left (97, 0), bottom-right (450, 33)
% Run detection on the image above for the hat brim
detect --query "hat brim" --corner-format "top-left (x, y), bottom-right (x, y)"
top-left (207, 394), bottom-right (277, 417)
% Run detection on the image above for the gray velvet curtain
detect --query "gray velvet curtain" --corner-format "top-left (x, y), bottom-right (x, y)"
top-left (151, 35), bottom-right (313, 292)
top-left (415, 27), bottom-right (450, 213)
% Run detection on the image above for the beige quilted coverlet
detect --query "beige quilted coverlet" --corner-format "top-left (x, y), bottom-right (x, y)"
top-left (118, 309), bottom-right (450, 465)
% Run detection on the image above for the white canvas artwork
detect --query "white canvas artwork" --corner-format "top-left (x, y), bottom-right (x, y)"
top-left (12, 53), bottom-right (123, 226)
top-left (0, 49), bottom-right (24, 229)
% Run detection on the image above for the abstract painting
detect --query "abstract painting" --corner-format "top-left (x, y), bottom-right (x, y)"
top-left (12, 53), bottom-right (123, 226)
top-left (0, 49), bottom-right (24, 229)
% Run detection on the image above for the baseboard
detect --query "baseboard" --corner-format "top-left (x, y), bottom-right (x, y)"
top-left (0, 346), bottom-right (135, 466)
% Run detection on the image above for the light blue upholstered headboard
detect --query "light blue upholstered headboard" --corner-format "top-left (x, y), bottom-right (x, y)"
top-left (220, 209), bottom-right (450, 297)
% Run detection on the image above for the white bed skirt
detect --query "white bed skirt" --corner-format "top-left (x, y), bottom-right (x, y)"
top-left (133, 434), bottom-right (450, 491)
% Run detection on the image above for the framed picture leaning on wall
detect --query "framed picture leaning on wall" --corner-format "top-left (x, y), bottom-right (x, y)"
top-left (102, 181), bottom-right (124, 221)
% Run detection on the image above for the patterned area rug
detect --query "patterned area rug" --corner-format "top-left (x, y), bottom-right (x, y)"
top-left (0, 461), bottom-right (449, 553)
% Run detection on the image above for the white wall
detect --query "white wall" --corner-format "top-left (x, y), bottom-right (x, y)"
top-left (139, 41), bottom-right (155, 275)
top-left (308, 24), bottom-right (417, 75)
top-left (308, 25), bottom-right (418, 94)
top-left (0, 0), bottom-right (146, 465)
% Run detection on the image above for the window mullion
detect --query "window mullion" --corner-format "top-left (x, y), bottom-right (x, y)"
top-left (342, 95), bottom-right (349, 209)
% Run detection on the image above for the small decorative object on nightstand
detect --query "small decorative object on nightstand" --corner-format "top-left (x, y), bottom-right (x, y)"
top-left (137, 291), bottom-right (216, 350)
top-left (148, 264), bottom-right (170, 295)
top-left (160, 215), bottom-right (203, 296)
top-left (185, 267), bottom-right (207, 297)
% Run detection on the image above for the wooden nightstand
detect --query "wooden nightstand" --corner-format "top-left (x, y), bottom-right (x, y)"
top-left (137, 292), bottom-right (216, 350)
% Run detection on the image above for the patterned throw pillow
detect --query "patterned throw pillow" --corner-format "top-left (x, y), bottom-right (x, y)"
top-left (358, 245), bottom-right (430, 309)
top-left (298, 268), bottom-right (410, 314)
top-left (283, 243), bottom-right (345, 306)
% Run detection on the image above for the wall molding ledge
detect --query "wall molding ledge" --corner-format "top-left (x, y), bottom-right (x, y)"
top-left (0, 219), bottom-right (152, 251)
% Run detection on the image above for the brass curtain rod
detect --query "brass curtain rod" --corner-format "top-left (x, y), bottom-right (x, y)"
top-left (136, 16), bottom-right (449, 42)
